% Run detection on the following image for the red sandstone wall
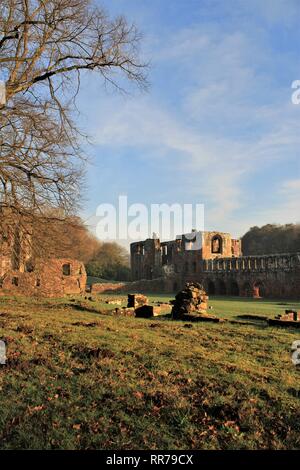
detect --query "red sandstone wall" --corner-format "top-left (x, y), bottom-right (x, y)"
top-left (131, 232), bottom-right (242, 283)
top-left (92, 266), bottom-right (300, 299)
top-left (91, 283), bottom-right (126, 294)
top-left (0, 258), bottom-right (87, 297)
top-left (130, 236), bottom-right (299, 299)
top-left (91, 279), bottom-right (177, 295)
top-left (201, 232), bottom-right (234, 259)
top-left (231, 239), bottom-right (242, 257)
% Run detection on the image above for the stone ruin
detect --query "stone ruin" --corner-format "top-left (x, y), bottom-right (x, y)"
top-left (0, 258), bottom-right (86, 298)
top-left (111, 293), bottom-right (171, 318)
top-left (112, 293), bottom-right (152, 318)
top-left (127, 294), bottom-right (148, 309)
top-left (130, 232), bottom-right (300, 300)
top-left (268, 309), bottom-right (300, 328)
top-left (0, 216), bottom-right (86, 297)
top-left (106, 286), bottom-right (226, 323)
top-left (171, 282), bottom-right (209, 319)
top-left (276, 310), bottom-right (300, 322)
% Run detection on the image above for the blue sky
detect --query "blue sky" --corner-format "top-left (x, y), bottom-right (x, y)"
top-left (77, 0), bottom-right (300, 242)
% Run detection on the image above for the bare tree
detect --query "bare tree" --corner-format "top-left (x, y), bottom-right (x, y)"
top-left (0, 0), bottom-right (147, 252)
top-left (0, 0), bottom-right (146, 100)
top-left (31, 214), bottom-right (102, 262)
top-left (0, 101), bottom-right (83, 216)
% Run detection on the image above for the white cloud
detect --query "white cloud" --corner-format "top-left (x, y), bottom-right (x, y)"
top-left (79, 8), bottom-right (300, 239)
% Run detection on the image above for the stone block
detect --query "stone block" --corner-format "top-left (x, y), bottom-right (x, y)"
top-left (135, 305), bottom-right (160, 318)
top-left (127, 293), bottom-right (148, 308)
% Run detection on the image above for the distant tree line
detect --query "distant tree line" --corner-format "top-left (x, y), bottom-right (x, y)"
top-left (242, 224), bottom-right (300, 255)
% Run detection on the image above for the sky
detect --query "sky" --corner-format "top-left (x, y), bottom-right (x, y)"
top-left (77, 0), bottom-right (300, 244)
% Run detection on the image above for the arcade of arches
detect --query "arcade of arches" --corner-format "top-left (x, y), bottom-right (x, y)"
top-left (206, 279), bottom-right (264, 297)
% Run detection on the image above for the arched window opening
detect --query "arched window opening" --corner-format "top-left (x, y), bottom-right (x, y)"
top-left (62, 264), bottom-right (71, 276)
top-left (211, 235), bottom-right (222, 254)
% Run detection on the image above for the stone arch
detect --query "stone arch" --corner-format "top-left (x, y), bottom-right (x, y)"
top-left (211, 234), bottom-right (223, 254)
top-left (217, 279), bottom-right (227, 295)
top-left (207, 280), bottom-right (216, 295)
top-left (253, 280), bottom-right (266, 298)
top-left (229, 280), bottom-right (240, 296)
top-left (241, 281), bottom-right (252, 297)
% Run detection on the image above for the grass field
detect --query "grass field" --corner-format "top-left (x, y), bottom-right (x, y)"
top-left (0, 293), bottom-right (300, 450)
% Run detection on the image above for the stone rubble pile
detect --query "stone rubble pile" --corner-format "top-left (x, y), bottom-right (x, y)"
top-left (171, 282), bottom-right (209, 319)
top-left (111, 294), bottom-right (149, 317)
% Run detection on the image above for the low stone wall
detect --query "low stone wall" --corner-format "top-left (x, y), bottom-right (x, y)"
top-left (91, 278), bottom-right (176, 295)
top-left (124, 278), bottom-right (177, 293)
top-left (90, 283), bottom-right (126, 294)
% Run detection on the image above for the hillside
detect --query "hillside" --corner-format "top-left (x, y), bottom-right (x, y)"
top-left (0, 295), bottom-right (300, 449)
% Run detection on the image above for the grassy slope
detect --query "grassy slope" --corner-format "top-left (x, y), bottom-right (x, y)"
top-left (0, 294), bottom-right (300, 450)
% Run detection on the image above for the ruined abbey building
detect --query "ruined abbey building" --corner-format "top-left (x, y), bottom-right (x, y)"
top-left (130, 231), bottom-right (300, 299)
top-left (0, 218), bottom-right (86, 297)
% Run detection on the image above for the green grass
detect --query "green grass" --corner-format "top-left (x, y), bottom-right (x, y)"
top-left (0, 294), bottom-right (300, 449)
top-left (208, 296), bottom-right (300, 319)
